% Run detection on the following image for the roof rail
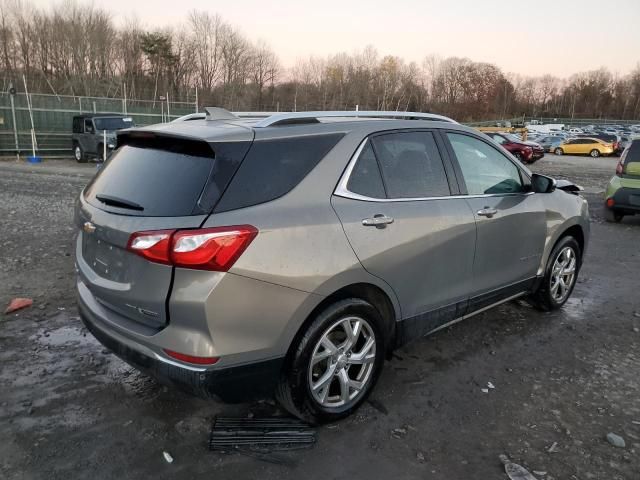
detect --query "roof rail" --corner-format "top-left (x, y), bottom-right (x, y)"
top-left (252, 111), bottom-right (457, 127)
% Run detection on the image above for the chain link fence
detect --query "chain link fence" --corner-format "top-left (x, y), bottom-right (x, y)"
top-left (0, 92), bottom-right (197, 155)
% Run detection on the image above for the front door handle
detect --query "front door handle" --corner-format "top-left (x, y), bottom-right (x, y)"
top-left (476, 207), bottom-right (498, 218)
top-left (362, 214), bottom-right (394, 228)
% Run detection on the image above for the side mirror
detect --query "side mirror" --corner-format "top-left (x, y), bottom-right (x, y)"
top-left (531, 173), bottom-right (556, 193)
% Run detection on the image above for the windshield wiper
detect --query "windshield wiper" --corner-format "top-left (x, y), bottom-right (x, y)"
top-left (95, 194), bottom-right (144, 211)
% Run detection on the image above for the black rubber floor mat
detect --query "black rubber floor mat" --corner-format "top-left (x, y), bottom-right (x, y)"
top-left (209, 417), bottom-right (316, 452)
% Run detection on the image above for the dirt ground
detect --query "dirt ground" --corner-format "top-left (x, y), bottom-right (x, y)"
top-left (1, 154), bottom-right (639, 480)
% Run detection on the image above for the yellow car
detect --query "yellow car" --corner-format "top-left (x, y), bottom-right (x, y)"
top-left (554, 137), bottom-right (614, 157)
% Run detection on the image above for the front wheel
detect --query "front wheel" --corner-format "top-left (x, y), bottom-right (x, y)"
top-left (590, 149), bottom-right (600, 158)
top-left (276, 298), bottom-right (386, 424)
top-left (530, 236), bottom-right (581, 311)
top-left (73, 144), bottom-right (87, 163)
top-left (554, 148), bottom-right (564, 156)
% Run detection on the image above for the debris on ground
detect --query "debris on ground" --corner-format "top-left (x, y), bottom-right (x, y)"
top-left (481, 388), bottom-right (489, 393)
top-left (499, 454), bottom-right (538, 480)
top-left (487, 381), bottom-right (496, 389)
top-left (416, 451), bottom-right (426, 462)
top-left (391, 427), bottom-right (407, 438)
top-left (606, 432), bottom-right (625, 448)
top-left (533, 471), bottom-right (547, 476)
top-left (547, 442), bottom-right (559, 453)
top-left (4, 298), bottom-right (33, 314)
top-left (162, 451), bottom-right (173, 463)
top-left (209, 417), bottom-right (316, 453)
top-left (632, 420), bottom-right (640, 426)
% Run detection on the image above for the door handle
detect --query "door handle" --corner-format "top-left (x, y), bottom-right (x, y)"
top-left (362, 214), bottom-right (394, 228)
top-left (476, 207), bottom-right (498, 218)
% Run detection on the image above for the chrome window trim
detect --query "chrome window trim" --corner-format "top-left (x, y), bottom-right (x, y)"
top-left (334, 138), bottom-right (535, 203)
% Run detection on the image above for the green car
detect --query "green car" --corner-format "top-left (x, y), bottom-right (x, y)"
top-left (604, 139), bottom-right (640, 222)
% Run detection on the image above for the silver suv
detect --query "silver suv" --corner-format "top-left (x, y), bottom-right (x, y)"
top-left (75, 110), bottom-right (590, 423)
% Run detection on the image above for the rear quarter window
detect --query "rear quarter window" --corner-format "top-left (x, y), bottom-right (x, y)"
top-left (214, 133), bottom-right (344, 212)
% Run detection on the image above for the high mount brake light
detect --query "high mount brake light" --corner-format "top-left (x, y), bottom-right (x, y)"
top-left (126, 225), bottom-right (258, 271)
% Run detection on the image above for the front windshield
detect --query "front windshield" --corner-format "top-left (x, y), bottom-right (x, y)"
top-left (94, 117), bottom-right (134, 131)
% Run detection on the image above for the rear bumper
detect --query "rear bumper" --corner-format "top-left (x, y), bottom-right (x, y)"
top-left (607, 186), bottom-right (640, 213)
top-left (78, 289), bottom-right (284, 401)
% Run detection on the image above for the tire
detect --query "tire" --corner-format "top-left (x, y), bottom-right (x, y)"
top-left (590, 149), bottom-right (600, 158)
top-left (530, 236), bottom-right (581, 311)
top-left (604, 208), bottom-right (623, 223)
top-left (554, 148), bottom-right (564, 156)
top-left (73, 144), bottom-right (87, 163)
top-left (97, 143), bottom-right (105, 162)
top-left (276, 298), bottom-right (386, 424)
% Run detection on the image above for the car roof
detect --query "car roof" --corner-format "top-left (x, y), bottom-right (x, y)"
top-left (131, 113), bottom-right (473, 143)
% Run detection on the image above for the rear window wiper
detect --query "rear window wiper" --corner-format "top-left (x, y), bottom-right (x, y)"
top-left (95, 194), bottom-right (144, 211)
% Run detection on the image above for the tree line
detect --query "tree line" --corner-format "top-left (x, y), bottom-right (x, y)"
top-left (1, 0), bottom-right (639, 121)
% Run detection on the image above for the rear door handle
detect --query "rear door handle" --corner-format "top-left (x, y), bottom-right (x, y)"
top-left (362, 214), bottom-right (394, 228)
top-left (476, 207), bottom-right (498, 218)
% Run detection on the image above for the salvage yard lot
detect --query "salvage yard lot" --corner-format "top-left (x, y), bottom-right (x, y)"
top-left (1, 155), bottom-right (639, 479)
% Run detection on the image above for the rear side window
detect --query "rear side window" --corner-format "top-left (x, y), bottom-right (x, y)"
top-left (85, 142), bottom-right (218, 217)
top-left (347, 141), bottom-right (385, 198)
top-left (214, 133), bottom-right (344, 212)
top-left (371, 131), bottom-right (450, 198)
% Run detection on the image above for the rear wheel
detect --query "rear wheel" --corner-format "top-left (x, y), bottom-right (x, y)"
top-left (604, 208), bottom-right (624, 223)
top-left (554, 148), bottom-right (564, 156)
top-left (530, 236), bottom-right (581, 311)
top-left (276, 298), bottom-right (385, 424)
top-left (73, 144), bottom-right (87, 163)
top-left (590, 149), bottom-right (600, 157)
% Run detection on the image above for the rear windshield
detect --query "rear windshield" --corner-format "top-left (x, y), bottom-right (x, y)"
top-left (84, 143), bottom-right (216, 217)
top-left (624, 140), bottom-right (640, 164)
top-left (94, 117), bottom-right (134, 131)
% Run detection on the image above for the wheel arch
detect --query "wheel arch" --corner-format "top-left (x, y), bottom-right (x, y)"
top-left (284, 282), bottom-right (399, 364)
top-left (538, 221), bottom-right (587, 277)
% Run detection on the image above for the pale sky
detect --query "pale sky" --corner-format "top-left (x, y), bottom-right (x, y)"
top-left (32, 0), bottom-right (640, 77)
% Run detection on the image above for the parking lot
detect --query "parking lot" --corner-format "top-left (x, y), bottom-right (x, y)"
top-left (1, 154), bottom-right (639, 479)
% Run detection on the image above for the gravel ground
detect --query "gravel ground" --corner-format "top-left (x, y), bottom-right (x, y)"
top-left (1, 155), bottom-right (639, 480)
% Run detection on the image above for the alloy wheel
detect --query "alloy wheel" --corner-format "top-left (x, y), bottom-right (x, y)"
top-left (308, 316), bottom-right (376, 408)
top-left (74, 146), bottom-right (82, 161)
top-left (550, 246), bottom-right (577, 303)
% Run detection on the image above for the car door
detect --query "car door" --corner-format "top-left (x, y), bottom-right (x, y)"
top-left (82, 118), bottom-right (96, 155)
top-left (332, 130), bottom-right (477, 337)
top-left (562, 139), bottom-right (578, 154)
top-left (443, 131), bottom-right (546, 311)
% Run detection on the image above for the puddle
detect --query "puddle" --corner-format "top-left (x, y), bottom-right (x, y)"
top-left (561, 296), bottom-right (596, 321)
top-left (30, 325), bottom-right (98, 348)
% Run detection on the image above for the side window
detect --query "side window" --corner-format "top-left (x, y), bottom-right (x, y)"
top-left (347, 141), bottom-right (386, 198)
top-left (84, 119), bottom-right (94, 134)
top-left (215, 133), bottom-right (344, 212)
top-left (446, 133), bottom-right (525, 195)
top-left (371, 131), bottom-right (450, 198)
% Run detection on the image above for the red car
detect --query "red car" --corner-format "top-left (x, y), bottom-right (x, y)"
top-left (485, 132), bottom-right (545, 163)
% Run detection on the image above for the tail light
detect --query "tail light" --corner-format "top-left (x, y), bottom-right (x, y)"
top-left (163, 349), bottom-right (219, 365)
top-left (127, 225), bottom-right (258, 271)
